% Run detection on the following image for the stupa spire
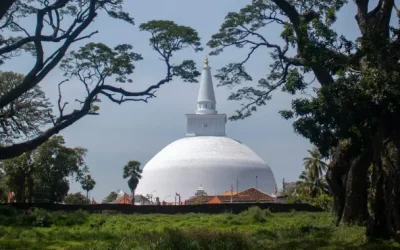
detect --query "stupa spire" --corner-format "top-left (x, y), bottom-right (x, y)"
top-left (196, 57), bottom-right (217, 115)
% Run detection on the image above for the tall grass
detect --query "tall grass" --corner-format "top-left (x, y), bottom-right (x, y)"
top-left (0, 206), bottom-right (398, 249)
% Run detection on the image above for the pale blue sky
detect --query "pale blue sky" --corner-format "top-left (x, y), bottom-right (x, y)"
top-left (3, 0), bottom-right (365, 201)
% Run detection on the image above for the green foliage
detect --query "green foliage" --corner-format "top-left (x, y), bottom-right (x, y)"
top-left (0, 1), bottom-right (203, 161)
top-left (287, 193), bottom-right (333, 211)
top-left (139, 20), bottom-right (202, 83)
top-left (0, 0), bottom-right (135, 65)
top-left (123, 160), bottom-right (142, 196)
top-left (61, 43), bottom-right (142, 85)
top-left (285, 148), bottom-right (332, 211)
top-left (0, 206), bottom-right (16, 217)
top-left (51, 210), bottom-right (88, 227)
top-left (63, 192), bottom-right (89, 205)
top-left (0, 206), bottom-right (88, 227)
top-left (239, 206), bottom-right (272, 223)
top-left (80, 174), bottom-right (96, 201)
top-left (139, 20), bottom-right (203, 54)
top-left (57, 19), bottom-right (202, 117)
top-left (1, 136), bottom-right (89, 203)
top-left (0, 211), bottom-right (397, 249)
top-left (31, 208), bottom-right (52, 227)
top-left (0, 71), bottom-right (52, 144)
top-left (303, 148), bottom-right (328, 182)
top-left (102, 192), bottom-right (119, 204)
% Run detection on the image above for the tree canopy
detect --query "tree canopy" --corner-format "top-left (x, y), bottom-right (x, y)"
top-left (0, 1), bottom-right (202, 160)
top-left (123, 160), bottom-right (142, 201)
top-left (1, 135), bottom-right (89, 203)
top-left (63, 192), bottom-right (89, 205)
top-left (209, 0), bottom-right (400, 239)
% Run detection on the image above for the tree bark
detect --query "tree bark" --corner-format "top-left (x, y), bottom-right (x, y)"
top-left (0, 0), bottom-right (16, 21)
top-left (27, 177), bottom-right (33, 203)
top-left (366, 115), bottom-right (400, 239)
top-left (340, 149), bottom-right (371, 224)
top-left (326, 166), bottom-right (347, 225)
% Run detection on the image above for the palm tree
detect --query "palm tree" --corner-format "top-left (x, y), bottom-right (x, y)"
top-left (301, 148), bottom-right (329, 197)
top-left (80, 174), bottom-right (96, 204)
top-left (123, 160), bottom-right (142, 204)
top-left (303, 148), bottom-right (328, 181)
top-left (298, 170), bottom-right (329, 197)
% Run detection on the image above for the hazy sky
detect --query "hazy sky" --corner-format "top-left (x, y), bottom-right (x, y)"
top-left (3, 0), bottom-right (365, 201)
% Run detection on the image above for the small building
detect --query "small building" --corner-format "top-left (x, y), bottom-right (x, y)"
top-left (108, 190), bottom-right (152, 205)
top-left (185, 187), bottom-right (275, 205)
top-left (133, 194), bottom-right (152, 205)
top-left (116, 193), bottom-right (131, 204)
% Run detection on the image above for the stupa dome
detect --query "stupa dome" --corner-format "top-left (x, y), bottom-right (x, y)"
top-left (135, 136), bottom-right (276, 200)
top-left (134, 58), bottom-right (276, 201)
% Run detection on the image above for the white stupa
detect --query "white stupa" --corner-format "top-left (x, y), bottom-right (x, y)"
top-left (135, 58), bottom-right (276, 201)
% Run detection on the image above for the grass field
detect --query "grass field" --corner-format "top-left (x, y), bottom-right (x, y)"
top-left (0, 206), bottom-right (399, 250)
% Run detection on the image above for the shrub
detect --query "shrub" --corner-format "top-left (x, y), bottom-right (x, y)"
top-left (264, 208), bottom-right (272, 217)
top-left (0, 214), bottom-right (15, 226)
top-left (16, 214), bottom-right (36, 226)
top-left (0, 206), bottom-right (17, 217)
top-left (52, 210), bottom-right (88, 226)
top-left (31, 208), bottom-right (51, 227)
top-left (241, 206), bottom-right (266, 223)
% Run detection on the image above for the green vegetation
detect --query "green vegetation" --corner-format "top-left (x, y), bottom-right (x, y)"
top-left (285, 148), bottom-right (333, 211)
top-left (208, 0), bottom-right (400, 238)
top-left (0, 206), bottom-right (398, 250)
top-left (122, 160), bottom-right (142, 203)
top-left (0, 136), bottom-right (90, 203)
top-left (0, 1), bottom-right (202, 160)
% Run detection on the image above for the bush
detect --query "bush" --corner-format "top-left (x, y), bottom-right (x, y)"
top-left (31, 208), bottom-right (51, 227)
top-left (0, 206), bottom-right (17, 217)
top-left (240, 206), bottom-right (266, 223)
top-left (52, 210), bottom-right (88, 226)
top-left (0, 214), bottom-right (15, 226)
top-left (286, 193), bottom-right (333, 211)
top-left (264, 208), bottom-right (272, 217)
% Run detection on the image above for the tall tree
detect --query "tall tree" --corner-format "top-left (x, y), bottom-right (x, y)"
top-left (303, 148), bottom-right (328, 182)
top-left (0, 1), bottom-right (202, 160)
top-left (209, 0), bottom-right (400, 238)
top-left (122, 160), bottom-right (142, 204)
top-left (1, 151), bottom-right (35, 202)
top-left (2, 135), bottom-right (89, 203)
top-left (80, 174), bottom-right (96, 203)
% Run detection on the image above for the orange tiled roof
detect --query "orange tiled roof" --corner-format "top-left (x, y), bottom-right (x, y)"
top-left (207, 196), bottom-right (222, 204)
top-left (116, 194), bottom-right (131, 204)
top-left (233, 188), bottom-right (274, 202)
top-left (219, 191), bottom-right (239, 196)
top-left (186, 188), bottom-right (274, 204)
top-left (185, 195), bottom-right (211, 204)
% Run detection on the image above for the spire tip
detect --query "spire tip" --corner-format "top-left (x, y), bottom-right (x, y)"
top-left (204, 57), bottom-right (209, 67)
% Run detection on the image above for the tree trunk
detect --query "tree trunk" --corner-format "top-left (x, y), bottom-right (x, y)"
top-left (326, 166), bottom-right (346, 225)
top-left (0, 0), bottom-right (16, 21)
top-left (340, 150), bottom-right (371, 224)
top-left (366, 115), bottom-right (400, 239)
top-left (27, 177), bottom-right (33, 203)
top-left (326, 142), bottom-right (351, 225)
